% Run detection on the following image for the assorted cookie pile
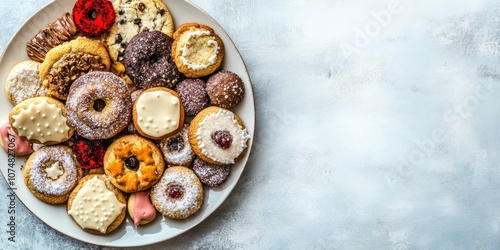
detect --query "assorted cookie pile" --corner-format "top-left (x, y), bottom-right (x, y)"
top-left (2, 0), bottom-right (251, 235)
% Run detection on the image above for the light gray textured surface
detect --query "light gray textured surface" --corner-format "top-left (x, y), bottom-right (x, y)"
top-left (2, 0), bottom-right (500, 249)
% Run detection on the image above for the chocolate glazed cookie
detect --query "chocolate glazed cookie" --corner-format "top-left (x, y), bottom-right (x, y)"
top-left (124, 31), bottom-right (183, 89)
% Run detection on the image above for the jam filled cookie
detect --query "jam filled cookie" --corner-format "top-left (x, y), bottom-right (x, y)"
top-left (192, 157), bottom-right (231, 187)
top-left (26, 12), bottom-right (78, 62)
top-left (124, 31), bottom-right (182, 89)
top-left (127, 190), bottom-right (156, 227)
top-left (24, 146), bottom-right (82, 204)
top-left (0, 123), bottom-right (33, 156)
top-left (104, 134), bottom-right (165, 193)
top-left (103, 0), bottom-right (174, 62)
top-left (66, 71), bottom-right (132, 140)
top-left (5, 60), bottom-right (47, 105)
top-left (176, 78), bottom-right (209, 116)
top-left (172, 23), bottom-right (224, 78)
top-left (39, 37), bottom-right (111, 100)
top-left (67, 174), bottom-right (126, 235)
top-left (72, 0), bottom-right (115, 37)
top-left (156, 123), bottom-right (195, 167)
top-left (206, 70), bottom-right (245, 109)
top-left (133, 87), bottom-right (185, 140)
top-left (150, 166), bottom-right (203, 219)
top-left (72, 136), bottom-right (109, 171)
top-left (9, 96), bottom-right (74, 145)
top-left (188, 107), bottom-right (250, 165)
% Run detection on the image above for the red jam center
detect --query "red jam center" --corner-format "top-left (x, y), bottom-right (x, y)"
top-left (211, 130), bottom-right (232, 149)
top-left (167, 185), bottom-right (184, 199)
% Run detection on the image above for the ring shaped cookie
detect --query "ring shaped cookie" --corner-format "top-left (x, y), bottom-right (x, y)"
top-left (24, 146), bottom-right (82, 204)
top-left (66, 71), bottom-right (132, 140)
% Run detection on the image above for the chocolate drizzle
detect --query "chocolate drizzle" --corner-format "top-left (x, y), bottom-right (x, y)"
top-left (26, 12), bottom-right (78, 62)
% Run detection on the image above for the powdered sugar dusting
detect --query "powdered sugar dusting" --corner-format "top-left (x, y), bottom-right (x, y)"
top-left (192, 157), bottom-right (231, 187)
top-left (176, 79), bottom-right (209, 116)
top-left (6, 60), bottom-right (47, 105)
top-left (156, 124), bottom-right (195, 166)
top-left (206, 70), bottom-right (244, 109)
top-left (28, 146), bottom-right (79, 196)
top-left (150, 167), bottom-right (202, 218)
top-left (66, 71), bottom-right (132, 139)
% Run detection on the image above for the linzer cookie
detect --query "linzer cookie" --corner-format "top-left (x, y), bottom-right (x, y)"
top-left (72, 0), bottom-right (115, 37)
top-left (67, 175), bottom-right (126, 235)
top-left (172, 23), bottom-right (224, 78)
top-left (26, 12), bottom-right (78, 62)
top-left (24, 146), bottom-right (82, 204)
top-left (133, 87), bottom-right (184, 140)
top-left (188, 106), bottom-right (250, 165)
top-left (150, 166), bottom-right (203, 219)
top-left (8, 97), bottom-right (74, 145)
top-left (103, 0), bottom-right (174, 62)
top-left (39, 37), bottom-right (111, 100)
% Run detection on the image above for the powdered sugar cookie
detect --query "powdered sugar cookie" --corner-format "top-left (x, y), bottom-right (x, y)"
top-left (5, 60), bottom-right (47, 105)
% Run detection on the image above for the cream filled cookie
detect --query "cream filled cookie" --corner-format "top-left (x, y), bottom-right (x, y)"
top-left (150, 166), bottom-right (203, 219)
top-left (127, 190), bottom-right (156, 227)
top-left (172, 23), bottom-right (224, 78)
top-left (24, 146), bottom-right (82, 204)
top-left (9, 97), bottom-right (74, 145)
top-left (67, 174), bottom-right (126, 235)
top-left (133, 87), bottom-right (184, 140)
top-left (5, 60), bottom-right (47, 105)
top-left (188, 107), bottom-right (250, 165)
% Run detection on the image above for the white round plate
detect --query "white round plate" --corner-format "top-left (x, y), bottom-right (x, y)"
top-left (0, 0), bottom-right (254, 247)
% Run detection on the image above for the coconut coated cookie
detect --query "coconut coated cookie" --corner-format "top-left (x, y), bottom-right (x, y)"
top-left (9, 97), bottom-right (74, 145)
top-left (67, 174), bottom-right (126, 235)
top-left (172, 22), bottom-right (224, 78)
top-left (103, 0), bottom-right (174, 62)
top-left (188, 106), bottom-right (250, 165)
top-left (5, 60), bottom-right (47, 105)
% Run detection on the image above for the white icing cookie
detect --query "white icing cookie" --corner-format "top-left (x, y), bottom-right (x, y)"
top-left (8, 97), bottom-right (74, 144)
top-left (133, 87), bottom-right (184, 140)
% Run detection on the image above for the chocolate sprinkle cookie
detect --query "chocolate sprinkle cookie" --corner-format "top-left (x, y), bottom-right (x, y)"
top-left (124, 31), bottom-right (182, 89)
